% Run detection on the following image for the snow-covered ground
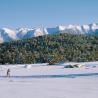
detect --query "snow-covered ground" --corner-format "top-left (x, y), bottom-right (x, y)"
top-left (0, 62), bottom-right (98, 98)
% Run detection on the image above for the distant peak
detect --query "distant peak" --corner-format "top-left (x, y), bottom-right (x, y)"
top-left (0, 23), bottom-right (98, 43)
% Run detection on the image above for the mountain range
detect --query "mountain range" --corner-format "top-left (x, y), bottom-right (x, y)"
top-left (0, 23), bottom-right (98, 43)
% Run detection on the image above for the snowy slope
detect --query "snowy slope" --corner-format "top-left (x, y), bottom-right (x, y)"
top-left (0, 23), bottom-right (98, 43)
top-left (0, 62), bottom-right (98, 98)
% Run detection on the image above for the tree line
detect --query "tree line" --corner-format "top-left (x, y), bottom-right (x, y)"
top-left (0, 33), bottom-right (98, 65)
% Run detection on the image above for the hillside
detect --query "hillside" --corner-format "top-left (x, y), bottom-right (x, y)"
top-left (0, 33), bottom-right (98, 64)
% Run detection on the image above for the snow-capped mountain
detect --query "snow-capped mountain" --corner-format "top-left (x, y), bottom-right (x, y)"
top-left (0, 23), bottom-right (98, 43)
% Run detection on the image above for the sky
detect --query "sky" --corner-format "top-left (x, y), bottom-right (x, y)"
top-left (0, 0), bottom-right (98, 28)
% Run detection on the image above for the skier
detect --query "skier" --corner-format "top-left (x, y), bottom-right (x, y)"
top-left (7, 69), bottom-right (10, 77)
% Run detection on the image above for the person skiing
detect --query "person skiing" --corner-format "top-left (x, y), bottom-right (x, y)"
top-left (7, 69), bottom-right (10, 77)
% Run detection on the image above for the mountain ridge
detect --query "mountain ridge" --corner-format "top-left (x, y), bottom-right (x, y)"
top-left (0, 23), bottom-right (98, 43)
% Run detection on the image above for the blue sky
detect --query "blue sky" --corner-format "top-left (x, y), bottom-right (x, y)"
top-left (0, 0), bottom-right (98, 28)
